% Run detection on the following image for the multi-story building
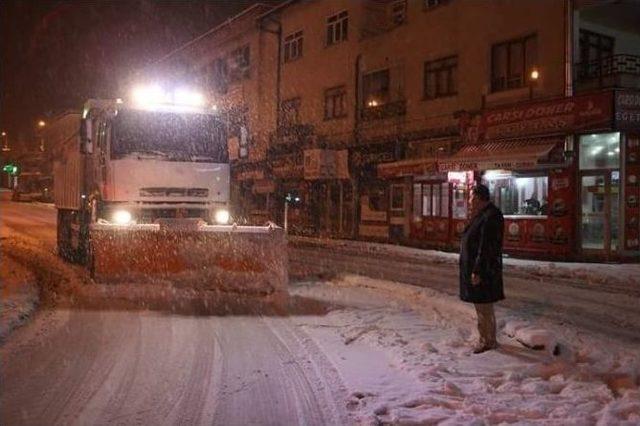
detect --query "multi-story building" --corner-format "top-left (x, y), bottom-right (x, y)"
top-left (147, 0), bottom-right (640, 261)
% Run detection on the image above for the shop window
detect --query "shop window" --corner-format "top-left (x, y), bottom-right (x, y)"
top-left (424, 56), bottom-right (457, 99)
top-left (421, 182), bottom-right (448, 217)
top-left (483, 170), bottom-right (548, 216)
top-left (390, 184), bottom-right (404, 211)
top-left (284, 30), bottom-right (303, 63)
top-left (363, 69), bottom-right (390, 108)
top-left (324, 86), bottom-right (347, 120)
top-left (579, 132), bottom-right (620, 170)
top-left (413, 183), bottom-right (422, 221)
top-left (326, 10), bottom-right (348, 46)
top-left (441, 182), bottom-right (450, 217)
top-left (452, 184), bottom-right (468, 219)
top-left (491, 35), bottom-right (537, 92)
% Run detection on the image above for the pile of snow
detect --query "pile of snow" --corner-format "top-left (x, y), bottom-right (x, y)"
top-left (291, 274), bottom-right (640, 424)
top-left (0, 254), bottom-right (39, 342)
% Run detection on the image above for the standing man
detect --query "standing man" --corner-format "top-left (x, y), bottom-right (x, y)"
top-left (459, 184), bottom-right (505, 354)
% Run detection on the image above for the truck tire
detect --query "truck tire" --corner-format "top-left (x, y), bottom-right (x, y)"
top-left (57, 210), bottom-right (74, 261)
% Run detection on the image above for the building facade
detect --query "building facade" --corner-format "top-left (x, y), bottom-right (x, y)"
top-left (149, 0), bottom-right (640, 261)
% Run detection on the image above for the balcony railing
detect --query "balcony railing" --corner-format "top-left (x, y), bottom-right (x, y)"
top-left (575, 54), bottom-right (640, 89)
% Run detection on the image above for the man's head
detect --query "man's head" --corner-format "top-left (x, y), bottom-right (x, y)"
top-left (470, 183), bottom-right (491, 214)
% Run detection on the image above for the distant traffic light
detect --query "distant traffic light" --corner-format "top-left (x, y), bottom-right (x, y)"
top-left (2, 163), bottom-right (18, 175)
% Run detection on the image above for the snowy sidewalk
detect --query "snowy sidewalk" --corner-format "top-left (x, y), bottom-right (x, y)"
top-left (290, 236), bottom-right (640, 288)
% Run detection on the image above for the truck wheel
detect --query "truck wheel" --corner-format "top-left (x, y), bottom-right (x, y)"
top-left (57, 210), bottom-right (74, 261)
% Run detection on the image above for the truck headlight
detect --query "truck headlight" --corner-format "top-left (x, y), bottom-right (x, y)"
top-left (214, 209), bottom-right (230, 224)
top-left (113, 210), bottom-right (133, 225)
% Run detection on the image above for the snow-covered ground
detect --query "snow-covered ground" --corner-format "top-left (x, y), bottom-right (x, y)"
top-left (293, 275), bottom-right (640, 425)
top-left (2, 200), bottom-right (639, 425)
top-left (292, 236), bottom-right (640, 288)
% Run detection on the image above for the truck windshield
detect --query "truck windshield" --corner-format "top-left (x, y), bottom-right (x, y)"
top-left (111, 109), bottom-right (228, 163)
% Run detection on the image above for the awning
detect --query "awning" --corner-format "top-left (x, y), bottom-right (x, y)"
top-left (438, 138), bottom-right (563, 171)
top-left (377, 157), bottom-right (437, 178)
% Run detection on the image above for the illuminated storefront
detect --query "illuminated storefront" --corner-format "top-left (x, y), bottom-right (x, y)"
top-left (371, 90), bottom-right (640, 261)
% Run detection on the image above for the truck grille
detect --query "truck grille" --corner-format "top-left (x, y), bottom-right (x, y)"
top-left (139, 187), bottom-right (209, 198)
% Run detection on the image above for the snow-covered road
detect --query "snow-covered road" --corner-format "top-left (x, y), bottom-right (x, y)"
top-left (1, 200), bottom-right (639, 425)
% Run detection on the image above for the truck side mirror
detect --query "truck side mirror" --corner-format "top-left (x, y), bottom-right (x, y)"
top-left (80, 118), bottom-right (93, 154)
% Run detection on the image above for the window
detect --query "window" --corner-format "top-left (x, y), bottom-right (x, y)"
top-left (390, 0), bottom-right (406, 25)
top-left (424, 56), bottom-right (457, 99)
top-left (363, 69), bottom-right (390, 108)
top-left (324, 86), bottom-right (347, 120)
top-left (390, 184), bottom-right (404, 210)
top-left (578, 30), bottom-right (614, 79)
top-left (420, 182), bottom-right (449, 217)
top-left (579, 30), bottom-right (614, 64)
top-left (210, 58), bottom-right (228, 94)
top-left (284, 31), bottom-right (303, 62)
top-left (579, 132), bottom-right (620, 170)
top-left (491, 35), bottom-right (537, 92)
top-left (483, 171), bottom-right (549, 216)
top-left (228, 45), bottom-right (250, 82)
top-left (326, 11), bottom-right (348, 46)
top-left (425, 0), bottom-right (449, 8)
top-left (280, 98), bottom-right (301, 127)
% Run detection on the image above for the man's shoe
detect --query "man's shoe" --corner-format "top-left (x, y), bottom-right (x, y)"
top-left (472, 342), bottom-right (498, 354)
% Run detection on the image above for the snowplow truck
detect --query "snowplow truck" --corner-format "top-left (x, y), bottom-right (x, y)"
top-left (52, 98), bottom-right (287, 297)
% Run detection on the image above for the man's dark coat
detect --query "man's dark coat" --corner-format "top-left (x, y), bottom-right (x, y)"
top-left (459, 203), bottom-right (505, 304)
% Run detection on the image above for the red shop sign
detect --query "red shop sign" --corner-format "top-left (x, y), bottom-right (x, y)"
top-left (462, 91), bottom-right (613, 143)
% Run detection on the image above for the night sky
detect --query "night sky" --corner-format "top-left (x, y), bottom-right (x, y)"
top-left (0, 0), bottom-right (266, 149)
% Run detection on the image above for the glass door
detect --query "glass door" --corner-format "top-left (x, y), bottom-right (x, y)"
top-left (580, 171), bottom-right (619, 254)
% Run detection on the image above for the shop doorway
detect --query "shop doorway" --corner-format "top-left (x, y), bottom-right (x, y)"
top-left (580, 170), bottom-right (620, 255)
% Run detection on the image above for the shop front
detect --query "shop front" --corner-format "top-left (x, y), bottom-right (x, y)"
top-left (351, 142), bottom-right (398, 241)
top-left (268, 151), bottom-right (306, 232)
top-left (231, 161), bottom-right (273, 224)
top-left (370, 90), bottom-right (640, 261)
top-left (303, 148), bottom-right (352, 237)
top-left (439, 137), bottom-right (573, 258)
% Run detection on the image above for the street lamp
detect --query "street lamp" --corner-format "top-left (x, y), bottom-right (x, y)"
top-left (37, 120), bottom-right (46, 151)
top-left (1, 131), bottom-right (8, 152)
top-left (528, 68), bottom-right (540, 100)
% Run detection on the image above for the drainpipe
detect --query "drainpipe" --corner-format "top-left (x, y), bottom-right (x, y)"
top-left (564, 0), bottom-right (574, 97)
top-left (353, 54), bottom-right (363, 239)
top-left (260, 16), bottom-right (283, 131)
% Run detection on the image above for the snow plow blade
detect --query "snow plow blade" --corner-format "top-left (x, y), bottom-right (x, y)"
top-left (90, 222), bottom-right (287, 297)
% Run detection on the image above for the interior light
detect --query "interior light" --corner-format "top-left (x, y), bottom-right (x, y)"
top-left (484, 170), bottom-right (511, 180)
top-left (615, 148), bottom-right (620, 153)
top-left (607, 151), bottom-right (615, 156)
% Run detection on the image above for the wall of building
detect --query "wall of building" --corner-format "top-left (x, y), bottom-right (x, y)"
top-left (276, 0), bottom-right (359, 146)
